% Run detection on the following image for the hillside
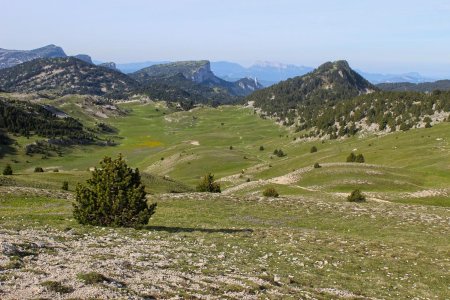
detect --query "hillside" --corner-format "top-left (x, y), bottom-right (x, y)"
top-left (246, 60), bottom-right (376, 124)
top-left (377, 80), bottom-right (450, 92)
top-left (295, 91), bottom-right (450, 139)
top-left (132, 60), bottom-right (263, 104)
top-left (0, 57), bottom-right (138, 98)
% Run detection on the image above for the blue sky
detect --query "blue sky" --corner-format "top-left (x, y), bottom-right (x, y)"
top-left (1, 0), bottom-right (450, 76)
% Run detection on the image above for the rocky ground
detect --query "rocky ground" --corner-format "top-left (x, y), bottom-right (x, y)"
top-left (0, 192), bottom-right (449, 299)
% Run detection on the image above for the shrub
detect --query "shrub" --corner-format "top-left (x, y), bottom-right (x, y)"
top-left (196, 173), bottom-right (221, 193)
top-left (73, 154), bottom-right (157, 228)
top-left (310, 146), bottom-right (318, 153)
top-left (273, 149), bottom-right (286, 157)
top-left (346, 153), bottom-right (356, 162)
top-left (263, 187), bottom-right (279, 197)
top-left (77, 272), bottom-right (108, 284)
top-left (62, 181), bottom-right (69, 191)
top-left (259, 145), bottom-right (264, 151)
top-left (2, 164), bottom-right (13, 175)
top-left (313, 162), bottom-right (321, 168)
top-left (53, 168), bottom-right (59, 172)
top-left (229, 145), bottom-right (233, 150)
top-left (347, 189), bottom-right (366, 202)
top-left (34, 167), bottom-right (44, 173)
top-left (355, 154), bottom-right (365, 163)
top-left (40, 281), bottom-right (73, 294)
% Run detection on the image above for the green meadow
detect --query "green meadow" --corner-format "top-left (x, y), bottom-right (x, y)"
top-left (0, 96), bottom-right (449, 299)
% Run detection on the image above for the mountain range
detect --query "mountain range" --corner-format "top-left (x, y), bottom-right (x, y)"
top-left (0, 45), bottom-right (443, 86)
top-left (0, 54), bottom-right (262, 104)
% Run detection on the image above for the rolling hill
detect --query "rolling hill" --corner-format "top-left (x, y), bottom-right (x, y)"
top-left (0, 57), bottom-right (138, 98)
top-left (246, 60), bottom-right (376, 122)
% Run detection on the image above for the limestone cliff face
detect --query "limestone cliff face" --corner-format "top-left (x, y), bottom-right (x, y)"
top-left (131, 60), bottom-right (216, 84)
top-left (0, 45), bottom-right (67, 69)
top-left (99, 62), bottom-right (118, 71)
top-left (188, 61), bottom-right (216, 83)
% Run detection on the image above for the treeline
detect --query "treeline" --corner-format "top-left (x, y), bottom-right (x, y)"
top-left (296, 91), bottom-right (450, 138)
top-left (0, 97), bottom-right (94, 142)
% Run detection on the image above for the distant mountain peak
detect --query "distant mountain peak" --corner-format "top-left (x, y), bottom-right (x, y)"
top-left (253, 61), bottom-right (289, 69)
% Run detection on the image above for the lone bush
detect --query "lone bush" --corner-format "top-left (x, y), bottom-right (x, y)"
top-left (259, 145), bottom-right (264, 151)
top-left (196, 173), bottom-right (221, 193)
top-left (313, 162), bottom-right (321, 168)
top-left (346, 152), bottom-right (356, 162)
top-left (310, 146), bottom-right (318, 153)
top-left (263, 187), bottom-right (279, 197)
top-left (62, 181), bottom-right (69, 191)
top-left (347, 189), bottom-right (366, 202)
top-left (355, 154), bottom-right (365, 163)
top-left (2, 164), bottom-right (13, 175)
top-left (73, 154), bottom-right (156, 228)
top-left (34, 167), bottom-right (44, 173)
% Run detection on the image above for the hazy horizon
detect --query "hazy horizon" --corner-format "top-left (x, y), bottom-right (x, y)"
top-left (1, 0), bottom-right (450, 77)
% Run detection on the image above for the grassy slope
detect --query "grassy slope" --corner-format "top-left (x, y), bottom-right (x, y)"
top-left (1, 96), bottom-right (449, 203)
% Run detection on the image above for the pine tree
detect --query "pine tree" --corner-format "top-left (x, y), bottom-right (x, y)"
top-left (346, 152), bottom-right (356, 162)
top-left (196, 173), bottom-right (221, 193)
top-left (355, 154), bottom-right (365, 163)
top-left (73, 154), bottom-right (156, 228)
top-left (2, 164), bottom-right (13, 175)
top-left (347, 189), bottom-right (366, 202)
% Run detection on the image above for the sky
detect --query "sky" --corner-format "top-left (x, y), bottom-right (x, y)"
top-left (1, 0), bottom-right (450, 76)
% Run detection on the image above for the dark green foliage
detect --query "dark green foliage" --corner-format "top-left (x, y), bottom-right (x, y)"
top-left (347, 153), bottom-right (365, 163)
top-left (347, 189), bottom-right (366, 202)
top-left (0, 98), bottom-right (94, 143)
top-left (314, 162), bottom-right (321, 168)
top-left (310, 146), bottom-right (318, 153)
top-left (355, 154), bottom-right (365, 163)
top-left (346, 153), bottom-right (356, 162)
top-left (62, 181), bottom-right (69, 191)
top-left (77, 272), bottom-right (108, 284)
top-left (73, 154), bottom-right (156, 228)
top-left (34, 167), bottom-right (44, 173)
top-left (377, 80), bottom-right (450, 92)
top-left (40, 281), bottom-right (73, 294)
top-left (273, 149), bottom-right (286, 157)
top-left (196, 173), bottom-right (221, 193)
top-left (263, 187), bottom-right (279, 197)
top-left (259, 145), bottom-right (264, 151)
top-left (229, 145), bottom-right (233, 150)
top-left (2, 164), bottom-right (12, 175)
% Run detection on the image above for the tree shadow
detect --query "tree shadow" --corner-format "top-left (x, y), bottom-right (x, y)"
top-left (144, 225), bottom-right (253, 234)
top-left (0, 132), bottom-right (17, 159)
